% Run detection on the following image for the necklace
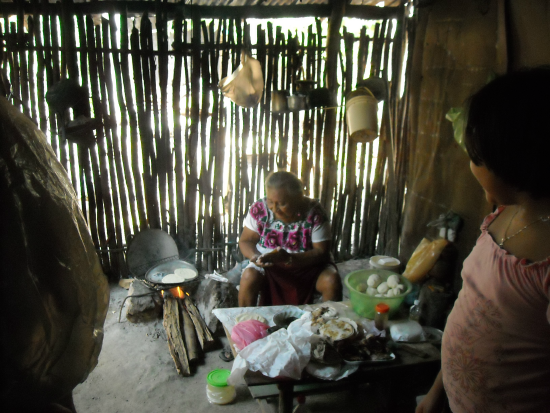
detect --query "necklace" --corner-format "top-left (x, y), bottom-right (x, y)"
top-left (499, 209), bottom-right (550, 247)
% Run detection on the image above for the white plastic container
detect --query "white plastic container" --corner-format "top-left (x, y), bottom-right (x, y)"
top-left (206, 369), bottom-right (236, 405)
top-left (346, 94), bottom-right (378, 143)
top-left (370, 255), bottom-right (401, 272)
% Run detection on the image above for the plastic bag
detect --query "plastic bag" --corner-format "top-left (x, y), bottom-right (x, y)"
top-left (219, 51), bottom-right (264, 107)
top-left (445, 106), bottom-right (466, 152)
top-left (390, 320), bottom-right (425, 342)
top-left (402, 238), bottom-right (449, 283)
top-left (228, 312), bottom-right (315, 385)
top-left (231, 319), bottom-right (270, 351)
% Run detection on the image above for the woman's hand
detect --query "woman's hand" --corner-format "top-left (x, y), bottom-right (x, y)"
top-left (416, 371), bottom-right (446, 413)
top-left (256, 247), bottom-right (291, 267)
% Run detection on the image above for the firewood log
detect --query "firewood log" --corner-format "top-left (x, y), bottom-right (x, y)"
top-left (183, 296), bottom-right (215, 351)
top-left (177, 299), bottom-right (200, 362)
top-left (163, 296), bottom-right (190, 376)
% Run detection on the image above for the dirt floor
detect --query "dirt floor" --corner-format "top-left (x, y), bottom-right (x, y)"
top-left (73, 282), bottom-right (264, 413)
top-left (73, 259), bottom-right (422, 413)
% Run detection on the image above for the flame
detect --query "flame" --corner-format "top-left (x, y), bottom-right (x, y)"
top-left (168, 286), bottom-right (185, 299)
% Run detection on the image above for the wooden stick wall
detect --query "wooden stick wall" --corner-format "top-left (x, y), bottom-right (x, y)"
top-left (0, 2), bottom-right (411, 280)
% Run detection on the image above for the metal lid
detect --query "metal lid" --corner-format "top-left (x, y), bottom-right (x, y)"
top-left (126, 229), bottom-right (179, 278)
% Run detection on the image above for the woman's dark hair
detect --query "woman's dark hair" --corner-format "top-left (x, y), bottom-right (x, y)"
top-left (265, 171), bottom-right (304, 197)
top-left (465, 65), bottom-right (550, 198)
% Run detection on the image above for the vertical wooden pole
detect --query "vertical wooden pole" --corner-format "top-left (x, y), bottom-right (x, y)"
top-left (125, 17), bottom-right (147, 231)
top-left (173, 10), bottom-right (185, 252)
top-left (86, 15), bottom-right (111, 273)
top-left (101, 18), bottom-right (129, 272)
top-left (320, 0), bottom-right (345, 217)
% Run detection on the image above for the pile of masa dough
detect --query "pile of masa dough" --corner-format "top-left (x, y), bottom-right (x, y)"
top-left (356, 274), bottom-right (405, 298)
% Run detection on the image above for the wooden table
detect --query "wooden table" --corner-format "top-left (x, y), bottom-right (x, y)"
top-left (243, 343), bottom-right (440, 413)
top-left (214, 304), bottom-right (441, 413)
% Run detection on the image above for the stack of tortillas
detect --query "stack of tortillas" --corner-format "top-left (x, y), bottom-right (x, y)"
top-left (235, 312), bottom-right (268, 324)
top-left (161, 268), bottom-right (197, 284)
top-left (319, 319), bottom-right (355, 341)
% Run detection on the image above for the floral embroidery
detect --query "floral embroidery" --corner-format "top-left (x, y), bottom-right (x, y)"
top-left (249, 201), bottom-right (267, 221)
top-left (307, 212), bottom-right (323, 226)
top-left (451, 324), bottom-right (478, 346)
top-left (248, 198), bottom-right (328, 253)
top-left (474, 304), bottom-right (503, 332)
top-left (443, 289), bottom-right (510, 412)
top-left (264, 230), bottom-right (283, 248)
top-left (445, 345), bottom-right (487, 392)
top-left (285, 231), bottom-right (301, 251)
top-left (302, 228), bottom-right (312, 249)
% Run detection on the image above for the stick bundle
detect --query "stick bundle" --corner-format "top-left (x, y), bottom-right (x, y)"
top-left (162, 292), bottom-right (215, 376)
top-left (1, 6), bottom-right (410, 275)
top-left (162, 295), bottom-right (191, 376)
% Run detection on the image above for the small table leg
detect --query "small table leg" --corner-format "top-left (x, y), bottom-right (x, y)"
top-left (278, 382), bottom-right (294, 413)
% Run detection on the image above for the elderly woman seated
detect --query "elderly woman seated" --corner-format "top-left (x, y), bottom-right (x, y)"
top-left (238, 171), bottom-right (342, 306)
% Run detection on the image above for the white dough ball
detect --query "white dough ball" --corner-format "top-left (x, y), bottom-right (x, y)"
top-left (387, 274), bottom-right (400, 288)
top-left (394, 283), bottom-right (405, 291)
top-left (367, 287), bottom-right (378, 296)
top-left (377, 282), bottom-right (389, 294)
top-left (390, 287), bottom-right (401, 296)
top-left (367, 274), bottom-right (381, 288)
top-left (385, 289), bottom-right (395, 297)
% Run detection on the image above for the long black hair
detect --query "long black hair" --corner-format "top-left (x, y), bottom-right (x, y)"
top-left (465, 66), bottom-right (550, 199)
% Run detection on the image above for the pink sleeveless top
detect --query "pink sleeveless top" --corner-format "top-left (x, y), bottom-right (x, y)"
top-left (442, 207), bottom-right (550, 413)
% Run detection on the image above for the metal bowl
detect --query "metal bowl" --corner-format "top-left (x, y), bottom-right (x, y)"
top-left (272, 90), bottom-right (289, 113)
top-left (287, 95), bottom-right (308, 111)
top-left (273, 307), bottom-right (305, 327)
top-left (144, 259), bottom-right (198, 285)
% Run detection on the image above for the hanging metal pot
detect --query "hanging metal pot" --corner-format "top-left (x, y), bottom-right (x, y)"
top-left (295, 80), bottom-right (316, 95)
top-left (307, 88), bottom-right (335, 108)
top-left (287, 94), bottom-right (308, 111)
top-left (271, 90), bottom-right (289, 113)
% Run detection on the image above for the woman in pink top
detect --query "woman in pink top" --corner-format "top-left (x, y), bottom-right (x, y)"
top-left (417, 66), bottom-right (550, 413)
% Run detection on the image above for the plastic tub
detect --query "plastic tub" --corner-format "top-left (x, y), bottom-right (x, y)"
top-left (346, 93), bottom-right (378, 143)
top-left (344, 269), bottom-right (412, 319)
top-left (370, 255), bottom-right (401, 272)
top-left (206, 369), bottom-right (236, 405)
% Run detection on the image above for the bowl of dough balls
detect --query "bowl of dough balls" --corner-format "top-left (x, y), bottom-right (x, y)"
top-left (344, 269), bottom-right (412, 319)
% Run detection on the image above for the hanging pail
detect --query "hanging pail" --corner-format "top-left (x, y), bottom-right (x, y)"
top-left (346, 90), bottom-right (378, 143)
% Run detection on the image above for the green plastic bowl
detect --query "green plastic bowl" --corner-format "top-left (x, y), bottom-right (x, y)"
top-left (344, 269), bottom-right (412, 319)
